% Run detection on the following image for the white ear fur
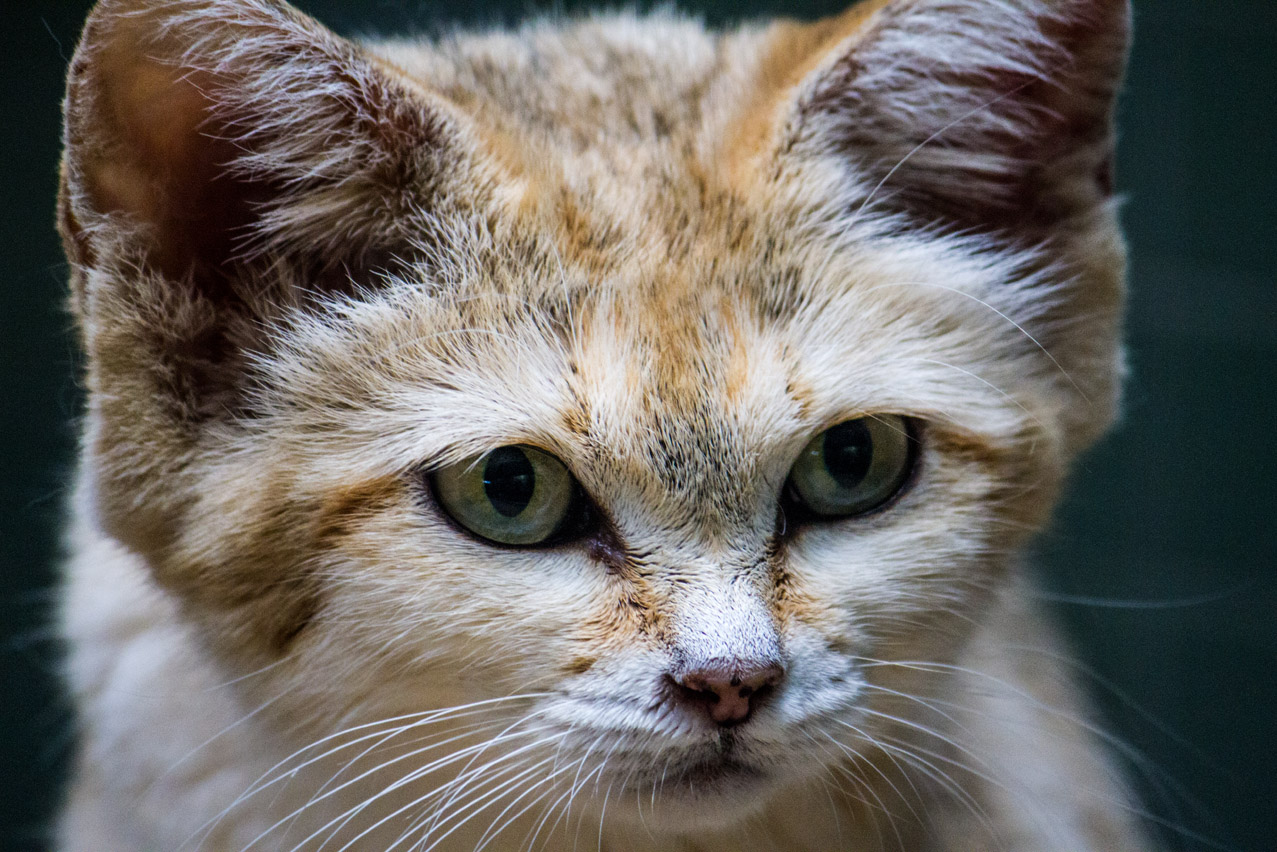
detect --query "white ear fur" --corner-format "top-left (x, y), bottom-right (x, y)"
top-left (788, 0), bottom-right (1130, 233)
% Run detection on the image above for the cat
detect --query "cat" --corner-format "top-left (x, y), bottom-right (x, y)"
top-left (55, 0), bottom-right (1150, 849)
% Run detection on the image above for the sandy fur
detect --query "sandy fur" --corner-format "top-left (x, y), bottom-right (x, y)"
top-left (57, 0), bottom-right (1148, 849)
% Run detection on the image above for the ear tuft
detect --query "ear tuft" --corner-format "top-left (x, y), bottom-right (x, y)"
top-left (786, 0), bottom-right (1130, 234)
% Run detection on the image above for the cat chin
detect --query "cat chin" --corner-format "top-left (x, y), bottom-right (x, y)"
top-left (587, 753), bottom-right (784, 834)
top-left (605, 787), bottom-right (776, 836)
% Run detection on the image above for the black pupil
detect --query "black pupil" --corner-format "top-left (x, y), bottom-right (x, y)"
top-left (823, 420), bottom-right (873, 489)
top-left (483, 448), bottom-right (537, 517)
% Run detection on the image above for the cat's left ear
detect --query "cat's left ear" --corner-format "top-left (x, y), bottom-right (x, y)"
top-left (778, 0), bottom-right (1130, 235)
top-left (60, 0), bottom-right (485, 305)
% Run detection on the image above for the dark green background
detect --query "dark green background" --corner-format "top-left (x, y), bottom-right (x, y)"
top-left (2, 2), bottom-right (1273, 850)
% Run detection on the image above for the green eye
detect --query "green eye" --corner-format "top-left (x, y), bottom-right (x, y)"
top-left (432, 446), bottom-right (578, 546)
top-left (786, 416), bottom-right (915, 518)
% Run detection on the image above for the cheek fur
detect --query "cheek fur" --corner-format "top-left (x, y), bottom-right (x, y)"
top-left (778, 425), bottom-right (1053, 652)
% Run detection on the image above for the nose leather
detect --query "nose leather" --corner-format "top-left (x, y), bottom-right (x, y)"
top-left (673, 660), bottom-right (784, 725)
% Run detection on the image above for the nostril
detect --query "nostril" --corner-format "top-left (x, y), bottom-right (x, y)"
top-left (671, 676), bottom-right (719, 706)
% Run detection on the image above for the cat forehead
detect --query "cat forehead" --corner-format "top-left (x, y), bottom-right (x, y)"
top-left (276, 217), bottom-right (1029, 482)
top-left (370, 14), bottom-right (754, 179)
top-left (369, 12), bottom-right (878, 252)
top-left (259, 7), bottom-right (1064, 490)
top-left (272, 228), bottom-right (1036, 547)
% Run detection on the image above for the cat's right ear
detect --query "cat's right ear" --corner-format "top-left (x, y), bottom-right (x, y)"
top-left (758, 0), bottom-right (1130, 237)
top-left (60, 0), bottom-right (482, 316)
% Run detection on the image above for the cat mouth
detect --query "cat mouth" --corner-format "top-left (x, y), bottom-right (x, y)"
top-left (666, 755), bottom-right (765, 790)
top-left (633, 733), bottom-right (772, 795)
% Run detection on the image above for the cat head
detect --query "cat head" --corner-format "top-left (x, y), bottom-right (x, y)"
top-left (61, 0), bottom-right (1128, 834)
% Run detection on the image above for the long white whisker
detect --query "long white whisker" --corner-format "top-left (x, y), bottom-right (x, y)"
top-left (415, 708), bottom-right (557, 839)
top-left (233, 718), bottom-right (520, 851)
top-left (327, 727), bottom-right (561, 852)
top-left (406, 748), bottom-right (568, 852)
top-left (217, 692), bottom-right (552, 833)
top-left (818, 726), bottom-right (923, 825)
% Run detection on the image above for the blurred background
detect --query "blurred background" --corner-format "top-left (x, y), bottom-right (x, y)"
top-left (1, 1), bottom-right (1272, 850)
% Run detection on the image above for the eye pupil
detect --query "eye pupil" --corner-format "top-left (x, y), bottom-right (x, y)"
top-left (483, 447), bottom-right (536, 517)
top-left (823, 420), bottom-right (873, 488)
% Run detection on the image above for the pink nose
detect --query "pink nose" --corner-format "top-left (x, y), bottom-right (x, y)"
top-left (670, 661), bottom-right (783, 726)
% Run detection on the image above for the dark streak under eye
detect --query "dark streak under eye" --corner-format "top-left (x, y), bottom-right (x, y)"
top-left (588, 522), bottom-right (631, 575)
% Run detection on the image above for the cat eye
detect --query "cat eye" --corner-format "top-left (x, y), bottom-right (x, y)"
top-left (431, 445), bottom-right (585, 546)
top-left (785, 415), bottom-right (915, 519)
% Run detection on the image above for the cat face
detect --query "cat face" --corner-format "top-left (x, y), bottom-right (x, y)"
top-left (224, 218), bottom-right (1057, 828)
top-left (60, 0), bottom-right (1128, 836)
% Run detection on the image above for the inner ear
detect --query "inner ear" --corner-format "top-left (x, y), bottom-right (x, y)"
top-left (85, 50), bottom-right (269, 286)
top-left (61, 0), bottom-right (483, 423)
top-left (63, 0), bottom-right (478, 298)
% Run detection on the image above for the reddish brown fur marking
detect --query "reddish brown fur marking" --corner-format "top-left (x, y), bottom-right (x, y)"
top-left (926, 429), bottom-right (1019, 472)
top-left (167, 478), bottom-right (401, 661)
top-left (722, 0), bottom-right (892, 182)
top-left (783, 353), bottom-right (817, 420)
top-left (927, 426), bottom-right (1060, 539)
top-left (317, 477), bottom-right (406, 543)
top-left (723, 307), bottom-right (752, 405)
top-left (767, 558), bottom-right (827, 634)
top-left (554, 191), bottom-right (619, 273)
top-left (165, 497), bottom-right (330, 660)
top-left (258, 577), bottom-right (321, 654)
top-left (577, 571), bottom-right (669, 659)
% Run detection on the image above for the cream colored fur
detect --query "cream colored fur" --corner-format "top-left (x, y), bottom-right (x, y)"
top-left (57, 0), bottom-right (1149, 849)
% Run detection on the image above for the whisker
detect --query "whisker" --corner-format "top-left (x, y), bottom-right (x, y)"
top-left (861, 280), bottom-right (1087, 398)
top-left (817, 726), bottom-right (923, 826)
top-left (402, 745), bottom-right (570, 852)
top-left (242, 726), bottom-right (527, 852)
top-left (230, 700), bottom-right (553, 852)
top-left (228, 693), bottom-right (552, 818)
top-left (320, 728), bottom-right (563, 852)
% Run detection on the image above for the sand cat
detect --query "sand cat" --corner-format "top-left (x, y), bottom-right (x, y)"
top-left (56, 0), bottom-right (1149, 848)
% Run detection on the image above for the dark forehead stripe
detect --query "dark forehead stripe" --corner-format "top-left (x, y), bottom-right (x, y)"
top-left (477, 182), bottom-right (820, 533)
top-left (646, 413), bottom-right (742, 496)
top-left (630, 366), bottom-right (768, 532)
